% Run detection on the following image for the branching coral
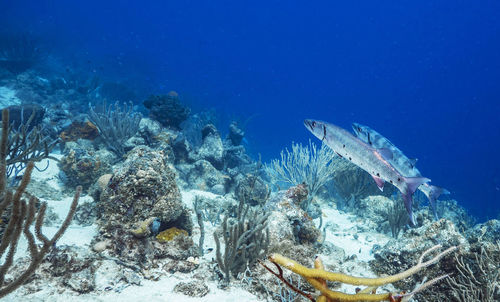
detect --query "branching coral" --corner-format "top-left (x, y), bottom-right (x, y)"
top-left (261, 244), bottom-right (456, 301)
top-left (0, 109), bottom-right (81, 298)
top-left (214, 198), bottom-right (270, 283)
top-left (265, 140), bottom-right (337, 211)
top-left (447, 242), bottom-right (500, 301)
top-left (5, 107), bottom-right (57, 181)
top-left (376, 197), bottom-right (409, 239)
top-left (88, 101), bottom-right (142, 157)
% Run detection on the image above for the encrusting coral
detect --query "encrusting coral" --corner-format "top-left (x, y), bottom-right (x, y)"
top-left (59, 120), bottom-right (99, 142)
top-left (260, 244), bottom-right (456, 302)
top-left (130, 217), bottom-right (157, 238)
top-left (156, 227), bottom-right (188, 243)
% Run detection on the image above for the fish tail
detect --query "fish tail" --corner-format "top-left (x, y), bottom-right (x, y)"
top-left (427, 185), bottom-right (450, 220)
top-left (402, 176), bottom-right (431, 226)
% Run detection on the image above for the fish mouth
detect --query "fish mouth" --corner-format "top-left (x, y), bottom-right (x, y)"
top-left (304, 119), bottom-right (314, 131)
top-left (351, 122), bottom-right (362, 134)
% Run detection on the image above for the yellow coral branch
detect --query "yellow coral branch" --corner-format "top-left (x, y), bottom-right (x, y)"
top-left (269, 245), bottom-right (456, 286)
top-left (265, 244), bottom-right (456, 302)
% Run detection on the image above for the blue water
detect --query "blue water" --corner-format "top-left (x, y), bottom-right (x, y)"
top-left (2, 1), bottom-right (499, 221)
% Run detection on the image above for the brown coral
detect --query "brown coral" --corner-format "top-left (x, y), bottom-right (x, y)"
top-left (59, 121), bottom-right (99, 142)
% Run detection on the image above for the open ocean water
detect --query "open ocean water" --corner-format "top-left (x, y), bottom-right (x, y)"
top-left (1, 2), bottom-right (500, 301)
top-left (1, 1), bottom-right (499, 218)
top-left (3, 1), bottom-right (499, 221)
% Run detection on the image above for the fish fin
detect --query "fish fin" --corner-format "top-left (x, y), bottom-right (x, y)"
top-left (426, 185), bottom-right (449, 220)
top-left (402, 176), bottom-right (431, 226)
top-left (377, 148), bottom-right (393, 160)
top-left (409, 158), bottom-right (418, 168)
top-left (371, 175), bottom-right (385, 191)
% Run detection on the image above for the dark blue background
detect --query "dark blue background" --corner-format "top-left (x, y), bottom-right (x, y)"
top-left (2, 1), bottom-right (499, 220)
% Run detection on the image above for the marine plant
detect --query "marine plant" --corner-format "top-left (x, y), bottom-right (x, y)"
top-left (0, 109), bottom-right (81, 298)
top-left (447, 242), bottom-right (500, 301)
top-left (265, 140), bottom-right (337, 212)
top-left (88, 101), bottom-right (142, 157)
top-left (377, 196), bottom-right (408, 238)
top-left (193, 196), bottom-right (205, 255)
top-left (260, 244), bottom-right (456, 302)
top-left (213, 198), bottom-right (270, 283)
top-left (5, 106), bottom-right (57, 182)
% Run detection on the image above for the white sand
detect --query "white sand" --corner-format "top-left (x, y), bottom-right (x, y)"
top-left (0, 86), bottom-right (20, 108)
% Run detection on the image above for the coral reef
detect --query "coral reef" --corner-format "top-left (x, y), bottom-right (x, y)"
top-left (156, 227), bottom-right (189, 243)
top-left (370, 219), bottom-right (468, 301)
top-left (92, 146), bottom-right (196, 271)
top-left (197, 124), bottom-right (224, 170)
top-left (0, 53), bottom-right (492, 302)
top-left (73, 199), bottom-right (98, 226)
top-left (265, 141), bottom-right (337, 212)
top-left (265, 184), bottom-right (322, 245)
top-left (88, 101), bottom-right (142, 157)
top-left (227, 121), bottom-right (245, 146)
top-left (59, 140), bottom-right (114, 189)
top-left (176, 159), bottom-right (228, 193)
top-left (4, 104), bottom-right (57, 180)
top-left (98, 146), bottom-right (191, 230)
top-left (180, 110), bottom-right (217, 148)
top-left (0, 107), bottom-right (81, 298)
top-left (214, 198), bottom-right (270, 283)
top-left (143, 92), bottom-right (190, 129)
top-left (436, 198), bottom-right (476, 232)
top-left (235, 173), bottom-right (270, 207)
top-left (261, 244), bottom-right (456, 301)
top-left (173, 281), bottom-right (210, 297)
top-left (447, 241), bottom-right (499, 301)
top-left (353, 195), bottom-right (409, 238)
top-left (59, 121), bottom-right (99, 142)
top-left (466, 219), bottom-right (500, 244)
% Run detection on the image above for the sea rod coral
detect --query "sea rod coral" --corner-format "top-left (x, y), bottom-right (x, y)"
top-left (260, 244), bottom-right (456, 301)
top-left (0, 109), bottom-right (81, 298)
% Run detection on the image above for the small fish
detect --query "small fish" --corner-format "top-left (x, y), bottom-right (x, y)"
top-left (352, 123), bottom-right (449, 220)
top-left (304, 119), bottom-right (430, 225)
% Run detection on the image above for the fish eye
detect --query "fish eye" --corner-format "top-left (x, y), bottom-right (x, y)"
top-left (312, 121), bottom-right (316, 127)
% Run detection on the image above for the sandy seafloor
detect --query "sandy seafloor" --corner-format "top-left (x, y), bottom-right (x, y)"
top-left (3, 154), bottom-right (394, 302)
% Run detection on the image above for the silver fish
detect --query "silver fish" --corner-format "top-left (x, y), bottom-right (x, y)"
top-left (304, 119), bottom-right (430, 225)
top-left (352, 122), bottom-right (450, 220)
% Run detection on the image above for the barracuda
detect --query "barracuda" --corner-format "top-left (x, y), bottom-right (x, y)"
top-left (304, 119), bottom-right (430, 225)
top-left (352, 122), bottom-right (450, 220)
